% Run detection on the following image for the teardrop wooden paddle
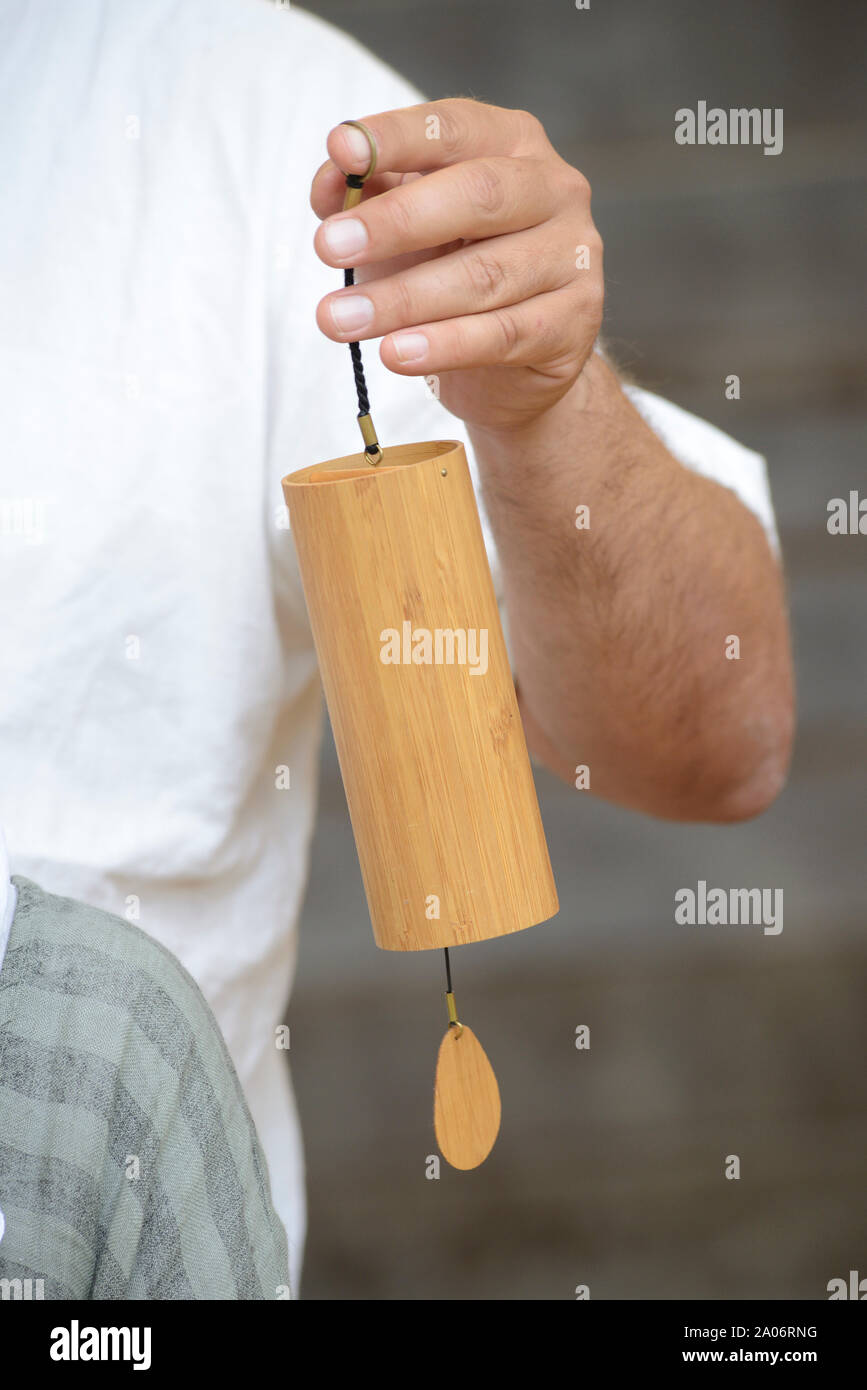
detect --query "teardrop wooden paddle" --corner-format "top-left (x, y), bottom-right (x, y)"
top-left (433, 962), bottom-right (501, 1169)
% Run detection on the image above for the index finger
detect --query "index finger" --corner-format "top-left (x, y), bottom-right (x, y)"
top-left (327, 98), bottom-right (539, 179)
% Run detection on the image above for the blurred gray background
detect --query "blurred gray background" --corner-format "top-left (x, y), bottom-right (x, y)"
top-left (289, 0), bottom-right (866, 1298)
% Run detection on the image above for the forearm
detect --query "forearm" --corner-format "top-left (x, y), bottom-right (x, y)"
top-left (468, 353), bottom-right (795, 822)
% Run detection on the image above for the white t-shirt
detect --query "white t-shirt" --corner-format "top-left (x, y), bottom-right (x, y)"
top-left (0, 0), bottom-right (778, 1290)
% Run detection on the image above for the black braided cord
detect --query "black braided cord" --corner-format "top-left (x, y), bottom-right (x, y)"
top-left (343, 173), bottom-right (373, 430)
top-left (344, 267), bottom-right (371, 417)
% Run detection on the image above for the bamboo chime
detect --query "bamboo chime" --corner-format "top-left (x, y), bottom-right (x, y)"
top-left (283, 123), bottom-right (558, 1169)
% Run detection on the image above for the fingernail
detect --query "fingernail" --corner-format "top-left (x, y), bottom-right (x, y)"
top-left (330, 293), bottom-right (374, 334)
top-left (322, 217), bottom-right (368, 259)
top-left (339, 123), bottom-right (374, 167)
top-left (391, 332), bottom-right (429, 364)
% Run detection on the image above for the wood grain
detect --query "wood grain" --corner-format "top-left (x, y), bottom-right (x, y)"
top-left (283, 440), bottom-right (558, 951)
top-left (434, 1024), bottom-right (501, 1170)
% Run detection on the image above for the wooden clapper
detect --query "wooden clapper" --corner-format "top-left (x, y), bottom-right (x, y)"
top-left (282, 124), bottom-right (558, 1170)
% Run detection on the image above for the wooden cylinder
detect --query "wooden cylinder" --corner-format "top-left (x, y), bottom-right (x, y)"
top-left (283, 440), bottom-right (558, 952)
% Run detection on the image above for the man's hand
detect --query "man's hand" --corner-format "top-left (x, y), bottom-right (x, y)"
top-left (311, 99), bottom-right (602, 433)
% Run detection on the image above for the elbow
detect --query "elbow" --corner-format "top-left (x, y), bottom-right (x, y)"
top-left (693, 697), bottom-right (796, 825)
top-left (704, 751), bottom-right (791, 824)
